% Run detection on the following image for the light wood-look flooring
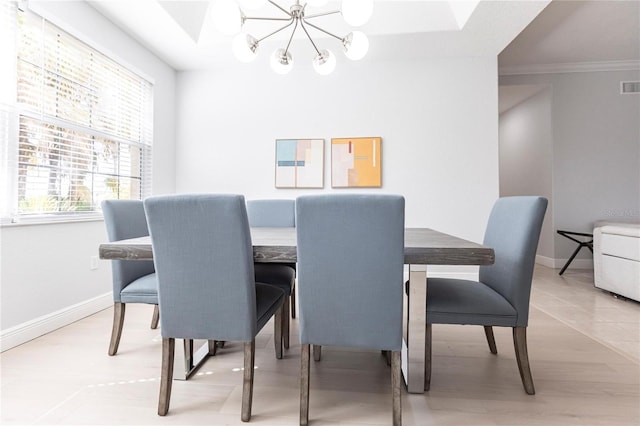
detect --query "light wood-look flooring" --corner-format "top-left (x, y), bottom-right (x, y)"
top-left (2, 265), bottom-right (639, 425)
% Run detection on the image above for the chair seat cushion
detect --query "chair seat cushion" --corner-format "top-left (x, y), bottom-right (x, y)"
top-left (254, 263), bottom-right (295, 295)
top-left (255, 282), bottom-right (286, 332)
top-left (426, 278), bottom-right (517, 327)
top-left (120, 273), bottom-right (158, 304)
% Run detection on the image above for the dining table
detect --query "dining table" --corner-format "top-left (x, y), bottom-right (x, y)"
top-left (99, 227), bottom-right (494, 394)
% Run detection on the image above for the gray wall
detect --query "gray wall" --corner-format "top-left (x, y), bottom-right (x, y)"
top-left (499, 87), bottom-right (555, 261)
top-left (500, 69), bottom-right (640, 265)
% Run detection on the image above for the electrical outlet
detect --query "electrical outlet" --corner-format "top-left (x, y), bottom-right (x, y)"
top-left (90, 256), bottom-right (99, 270)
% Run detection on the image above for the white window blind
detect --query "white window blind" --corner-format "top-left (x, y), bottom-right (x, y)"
top-left (0, 1), bottom-right (18, 221)
top-left (3, 5), bottom-right (153, 220)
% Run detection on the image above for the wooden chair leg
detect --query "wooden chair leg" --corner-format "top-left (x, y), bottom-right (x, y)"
top-left (241, 341), bottom-right (256, 422)
top-left (313, 344), bottom-right (322, 362)
top-left (283, 296), bottom-right (290, 349)
top-left (108, 302), bottom-right (125, 356)
top-left (300, 344), bottom-right (310, 426)
top-left (208, 340), bottom-right (217, 356)
top-left (158, 338), bottom-right (175, 416)
top-left (484, 325), bottom-right (498, 354)
top-left (381, 350), bottom-right (391, 366)
top-left (151, 304), bottom-right (160, 329)
top-left (290, 284), bottom-right (296, 319)
top-left (391, 351), bottom-right (402, 426)
top-left (425, 323), bottom-right (432, 391)
top-left (273, 306), bottom-right (283, 359)
top-left (513, 326), bottom-right (535, 395)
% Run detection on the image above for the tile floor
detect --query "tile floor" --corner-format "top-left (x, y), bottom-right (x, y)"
top-left (1, 265), bottom-right (639, 425)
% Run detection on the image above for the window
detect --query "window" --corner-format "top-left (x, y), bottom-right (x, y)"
top-left (1, 4), bottom-right (153, 222)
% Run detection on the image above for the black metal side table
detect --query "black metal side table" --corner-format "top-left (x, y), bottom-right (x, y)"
top-left (556, 230), bottom-right (593, 275)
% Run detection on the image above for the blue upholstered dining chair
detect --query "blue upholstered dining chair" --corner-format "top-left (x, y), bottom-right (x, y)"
top-left (101, 200), bottom-right (158, 356)
top-left (425, 196), bottom-right (548, 395)
top-left (246, 199), bottom-right (296, 350)
top-left (143, 194), bottom-right (286, 422)
top-left (296, 194), bottom-right (405, 426)
top-left (246, 199), bottom-right (295, 228)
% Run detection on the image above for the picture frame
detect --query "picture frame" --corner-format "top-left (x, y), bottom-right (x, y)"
top-left (331, 137), bottom-right (382, 188)
top-left (275, 139), bottom-right (324, 188)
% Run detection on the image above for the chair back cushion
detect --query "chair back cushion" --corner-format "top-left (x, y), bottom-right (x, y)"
top-left (296, 194), bottom-right (405, 351)
top-left (480, 196), bottom-right (548, 326)
top-left (144, 194), bottom-right (257, 341)
top-left (247, 199), bottom-right (295, 227)
top-left (102, 200), bottom-right (155, 302)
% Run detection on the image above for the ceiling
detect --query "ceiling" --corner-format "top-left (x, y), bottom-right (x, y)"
top-left (87, 0), bottom-right (552, 70)
top-left (86, 0), bottom-right (639, 113)
top-left (87, 0), bottom-right (640, 72)
top-left (498, 0), bottom-right (639, 113)
top-left (499, 0), bottom-right (640, 72)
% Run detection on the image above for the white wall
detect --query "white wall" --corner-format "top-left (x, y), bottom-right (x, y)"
top-left (499, 87), bottom-right (554, 261)
top-left (176, 57), bottom-right (500, 243)
top-left (1, 7), bottom-right (506, 348)
top-left (500, 69), bottom-right (640, 265)
top-left (0, 1), bottom-right (176, 349)
top-left (1, 221), bottom-right (112, 345)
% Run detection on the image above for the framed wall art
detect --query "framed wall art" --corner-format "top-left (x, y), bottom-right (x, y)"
top-left (331, 137), bottom-right (382, 188)
top-left (275, 139), bottom-right (324, 188)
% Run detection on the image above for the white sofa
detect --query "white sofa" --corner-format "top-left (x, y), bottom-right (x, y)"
top-left (593, 222), bottom-right (640, 301)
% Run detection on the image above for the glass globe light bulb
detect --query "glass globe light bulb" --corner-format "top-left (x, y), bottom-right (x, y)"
top-left (270, 49), bottom-right (294, 75)
top-left (232, 33), bottom-right (258, 63)
top-left (211, 0), bottom-right (242, 35)
top-left (343, 31), bottom-right (369, 60)
top-left (341, 0), bottom-right (373, 27)
top-left (313, 49), bottom-right (336, 75)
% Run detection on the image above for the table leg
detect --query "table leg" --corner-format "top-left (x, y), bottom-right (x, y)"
top-left (559, 243), bottom-right (584, 275)
top-left (402, 264), bottom-right (427, 394)
top-left (172, 339), bottom-right (211, 380)
top-left (557, 230), bottom-right (594, 276)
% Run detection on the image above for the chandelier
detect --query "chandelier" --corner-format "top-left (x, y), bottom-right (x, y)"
top-left (211, 0), bottom-right (373, 75)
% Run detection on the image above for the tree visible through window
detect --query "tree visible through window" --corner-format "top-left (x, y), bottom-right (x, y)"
top-left (13, 8), bottom-right (153, 217)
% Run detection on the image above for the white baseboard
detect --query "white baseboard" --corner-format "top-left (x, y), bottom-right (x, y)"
top-left (0, 254), bottom-right (592, 352)
top-left (1, 293), bottom-right (112, 352)
top-left (536, 255), bottom-right (593, 270)
top-left (536, 255), bottom-right (555, 268)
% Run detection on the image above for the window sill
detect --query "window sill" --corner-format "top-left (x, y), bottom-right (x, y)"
top-left (0, 214), bottom-right (104, 228)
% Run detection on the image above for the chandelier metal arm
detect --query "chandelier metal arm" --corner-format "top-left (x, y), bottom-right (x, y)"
top-left (244, 16), bottom-right (292, 22)
top-left (268, 0), bottom-right (294, 17)
top-left (302, 19), bottom-right (344, 42)
top-left (299, 20), bottom-right (322, 55)
top-left (283, 19), bottom-right (299, 55)
top-left (255, 19), bottom-right (295, 44)
top-left (303, 10), bottom-right (341, 20)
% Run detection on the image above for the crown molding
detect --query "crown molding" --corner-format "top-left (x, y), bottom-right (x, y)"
top-left (499, 60), bottom-right (640, 76)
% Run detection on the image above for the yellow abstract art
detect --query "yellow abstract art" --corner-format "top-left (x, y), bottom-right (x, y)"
top-left (331, 137), bottom-right (382, 188)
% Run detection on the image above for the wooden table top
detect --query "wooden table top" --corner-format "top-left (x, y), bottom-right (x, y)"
top-left (99, 227), bottom-right (494, 266)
